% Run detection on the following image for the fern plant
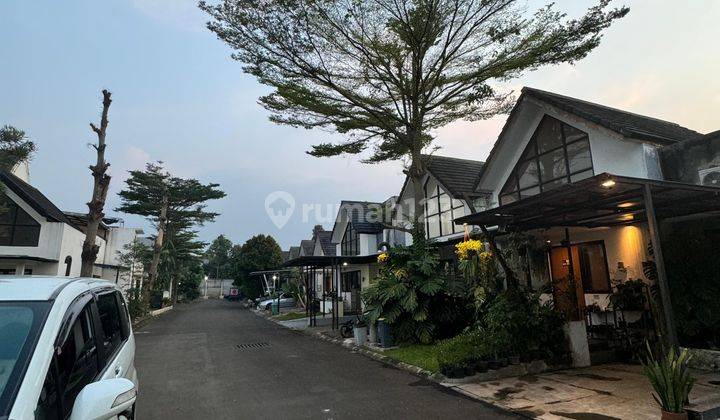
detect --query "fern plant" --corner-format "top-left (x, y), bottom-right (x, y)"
top-left (642, 343), bottom-right (695, 413)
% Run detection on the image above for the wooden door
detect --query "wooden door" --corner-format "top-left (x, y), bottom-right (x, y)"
top-left (549, 246), bottom-right (586, 321)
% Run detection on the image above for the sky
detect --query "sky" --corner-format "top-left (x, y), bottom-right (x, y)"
top-left (1, 0), bottom-right (719, 250)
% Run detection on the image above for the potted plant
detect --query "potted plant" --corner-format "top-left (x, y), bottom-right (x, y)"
top-left (353, 316), bottom-right (368, 346)
top-left (642, 344), bottom-right (695, 420)
top-left (609, 279), bottom-right (647, 324)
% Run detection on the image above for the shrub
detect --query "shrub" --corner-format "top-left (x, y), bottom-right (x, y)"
top-left (642, 344), bottom-right (695, 413)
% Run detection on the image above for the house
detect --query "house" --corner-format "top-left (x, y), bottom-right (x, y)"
top-left (456, 87), bottom-right (720, 365)
top-left (0, 168), bottom-right (146, 294)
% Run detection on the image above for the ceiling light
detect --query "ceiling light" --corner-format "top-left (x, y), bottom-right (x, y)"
top-left (601, 179), bottom-right (616, 188)
top-left (618, 202), bottom-right (636, 208)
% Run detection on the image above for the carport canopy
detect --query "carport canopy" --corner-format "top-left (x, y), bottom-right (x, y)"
top-left (455, 173), bottom-right (720, 230)
top-left (282, 254), bottom-right (379, 268)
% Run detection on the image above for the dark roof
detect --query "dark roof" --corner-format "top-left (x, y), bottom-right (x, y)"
top-left (524, 87), bottom-right (702, 145)
top-left (281, 250), bottom-right (290, 262)
top-left (0, 171), bottom-right (73, 225)
top-left (300, 240), bottom-right (315, 256)
top-left (340, 201), bottom-right (384, 234)
top-left (422, 154), bottom-right (485, 197)
top-left (288, 246), bottom-right (301, 260)
top-left (283, 254), bottom-right (380, 268)
top-left (315, 230), bottom-right (336, 256)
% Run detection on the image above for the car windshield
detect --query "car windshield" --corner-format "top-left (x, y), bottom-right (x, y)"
top-left (0, 301), bottom-right (51, 416)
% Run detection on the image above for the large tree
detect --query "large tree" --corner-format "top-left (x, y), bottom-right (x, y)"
top-left (230, 234), bottom-right (283, 299)
top-left (201, 0), bottom-right (628, 227)
top-left (204, 234), bottom-right (234, 278)
top-left (81, 90), bottom-right (113, 277)
top-left (116, 162), bottom-right (226, 307)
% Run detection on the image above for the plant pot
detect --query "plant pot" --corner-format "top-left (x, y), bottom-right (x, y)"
top-left (368, 323), bottom-right (378, 343)
top-left (463, 365), bottom-right (475, 376)
top-left (475, 361), bottom-right (489, 373)
top-left (487, 360), bottom-right (502, 370)
top-left (353, 326), bottom-right (368, 346)
top-left (450, 366), bottom-right (465, 378)
top-left (509, 356), bottom-right (521, 365)
top-left (499, 357), bottom-right (509, 367)
top-left (661, 410), bottom-right (688, 420)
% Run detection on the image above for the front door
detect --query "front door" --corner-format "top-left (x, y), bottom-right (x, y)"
top-left (550, 241), bottom-right (611, 321)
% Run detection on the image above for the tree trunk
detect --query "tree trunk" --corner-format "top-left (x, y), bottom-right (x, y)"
top-left (479, 224), bottom-right (519, 290)
top-left (143, 193), bottom-right (168, 308)
top-left (408, 146), bottom-right (426, 234)
top-left (80, 90), bottom-right (112, 278)
top-left (171, 275), bottom-right (179, 306)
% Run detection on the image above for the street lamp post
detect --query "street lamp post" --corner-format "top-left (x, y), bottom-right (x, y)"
top-left (204, 275), bottom-right (209, 299)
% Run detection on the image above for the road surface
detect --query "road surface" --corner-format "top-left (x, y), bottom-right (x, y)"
top-left (134, 299), bottom-right (517, 419)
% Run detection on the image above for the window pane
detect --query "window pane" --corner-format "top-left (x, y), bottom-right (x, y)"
top-left (426, 196), bottom-right (438, 215)
top-left (571, 169), bottom-right (594, 183)
top-left (517, 160), bottom-right (539, 189)
top-left (520, 141), bottom-right (536, 160)
top-left (567, 138), bottom-right (592, 173)
top-left (439, 194), bottom-right (451, 212)
top-left (500, 193), bottom-right (518, 206)
top-left (425, 179), bottom-right (438, 198)
top-left (0, 203), bottom-right (16, 224)
top-left (14, 208), bottom-right (38, 226)
top-left (451, 198), bottom-right (464, 208)
top-left (542, 177), bottom-right (568, 191)
top-left (539, 148), bottom-right (567, 182)
top-left (563, 123), bottom-right (587, 143)
top-left (12, 226), bottom-right (39, 246)
top-left (427, 215), bottom-right (440, 238)
top-left (452, 205), bottom-right (465, 219)
top-left (440, 211), bottom-right (453, 236)
top-left (536, 117), bottom-right (564, 153)
top-left (0, 226), bottom-right (11, 246)
top-left (520, 186), bottom-right (541, 199)
top-left (579, 243), bottom-right (610, 292)
top-left (97, 293), bottom-right (122, 357)
top-left (57, 305), bottom-right (98, 418)
top-left (500, 173), bottom-right (517, 194)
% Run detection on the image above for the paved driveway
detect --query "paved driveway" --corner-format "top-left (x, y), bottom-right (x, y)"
top-left (134, 299), bottom-right (517, 419)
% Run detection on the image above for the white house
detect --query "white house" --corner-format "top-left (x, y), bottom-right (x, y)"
top-left (0, 168), bottom-right (145, 294)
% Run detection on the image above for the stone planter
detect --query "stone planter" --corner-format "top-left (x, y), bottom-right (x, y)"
top-left (661, 410), bottom-right (688, 420)
top-left (353, 325), bottom-right (367, 346)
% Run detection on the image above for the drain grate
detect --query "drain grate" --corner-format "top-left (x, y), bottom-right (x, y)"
top-left (236, 342), bottom-right (270, 350)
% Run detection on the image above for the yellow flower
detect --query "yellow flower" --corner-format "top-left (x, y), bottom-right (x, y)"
top-left (377, 252), bottom-right (389, 263)
top-left (393, 268), bottom-right (408, 279)
top-left (455, 239), bottom-right (484, 261)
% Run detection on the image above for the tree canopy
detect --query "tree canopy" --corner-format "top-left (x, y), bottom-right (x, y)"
top-left (230, 234), bottom-right (284, 299)
top-left (204, 234), bottom-right (234, 278)
top-left (201, 0), bottom-right (628, 220)
top-left (0, 125), bottom-right (36, 211)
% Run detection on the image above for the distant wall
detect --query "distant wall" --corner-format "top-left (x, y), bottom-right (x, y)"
top-left (660, 131), bottom-right (720, 184)
top-left (204, 278), bottom-right (235, 298)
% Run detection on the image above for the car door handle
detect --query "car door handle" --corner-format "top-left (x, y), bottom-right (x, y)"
top-left (115, 365), bottom-right (122, 377)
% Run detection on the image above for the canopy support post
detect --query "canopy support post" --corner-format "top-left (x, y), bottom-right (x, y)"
top-left (643, 184), bottom-right (679, 349)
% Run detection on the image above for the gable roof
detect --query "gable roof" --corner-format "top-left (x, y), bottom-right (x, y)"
top-left (300, 239), bottom-right (315, 256)
top-left (330, 200), bottom-right (384, 243)
top-left (474, 87), bottom-right (705, 191)
top-left (288, 246), bottom-right (301, 260)
top-left (0, 171), bottom-right (73, 225)
top-left (315, 230), bottom-right (336, 256)
top-left (523, 87), bottom-right (702, 145)
top-left (422, 154), bottom-right (485, 197)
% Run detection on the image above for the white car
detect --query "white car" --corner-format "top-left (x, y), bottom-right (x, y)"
top-left (256, 294), bottom-right (296, 311)
top-left (0, 277), bottom-right (138, 420)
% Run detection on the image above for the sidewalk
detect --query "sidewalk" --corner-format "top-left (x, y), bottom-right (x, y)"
top-left (446, 363), bottom-right (720, 419)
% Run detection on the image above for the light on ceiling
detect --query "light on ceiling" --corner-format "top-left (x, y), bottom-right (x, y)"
top-left (617, 202), bottom-right (636, 208)
top-left (601, 179), bottom-right (616, 188)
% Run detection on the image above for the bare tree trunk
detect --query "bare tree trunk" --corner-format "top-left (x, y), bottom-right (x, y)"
top-left (80, 90), bottom-right (112, 278)
top-left (408, 146), bottom-right (426, 234)
top-left (143, 193), bottom-right (168, 308)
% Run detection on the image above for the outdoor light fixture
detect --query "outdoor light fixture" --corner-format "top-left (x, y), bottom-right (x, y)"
top-left (342, 262), bottom-right (348, 266)
top-left (617, 202), bottom-right (637, 208)
top-left (601, 179), bottom-right (616, 188)
top-left (272, 274), bottom-right (277, 280)
top-left (620, 214), bottom-right (634, 221)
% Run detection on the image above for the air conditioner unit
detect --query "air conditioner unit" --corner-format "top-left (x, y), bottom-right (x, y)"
top-left (698, 166), bottom-right (720, 186)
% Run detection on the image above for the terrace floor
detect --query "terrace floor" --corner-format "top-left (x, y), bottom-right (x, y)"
top-left (445, 363), bottom-right (720, 419)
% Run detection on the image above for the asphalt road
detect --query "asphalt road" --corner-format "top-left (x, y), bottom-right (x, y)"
top-left (134, 299), bottom-right (517, 419)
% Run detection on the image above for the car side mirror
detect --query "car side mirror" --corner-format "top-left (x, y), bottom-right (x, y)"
top-left (70, 378), bottom-right (136, 420)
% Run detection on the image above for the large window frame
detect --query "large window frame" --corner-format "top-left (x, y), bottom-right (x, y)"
top-left (340, 222), bottom-right (359, 256)
top-left (424, 178), bottom-right (465, 239)
top-left (0, 198), bottom-right (40, 247)
top-left (500, 116), bottom-right (594, 206)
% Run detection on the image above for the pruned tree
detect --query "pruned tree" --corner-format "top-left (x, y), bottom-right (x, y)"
top-left (81, 90), bottom-right (113, 277)
top-left (116, 162), bottom-right (226, 307)
top-left (201, 0), bottom-right (628, 288)
top-left (200, 0), bottom-right (628, 231)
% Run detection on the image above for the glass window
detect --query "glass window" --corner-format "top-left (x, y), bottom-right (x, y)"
top-left (36, 359), bottom-right (61, 420)
top-left (578, 242), bottom-right (611, 293)
top-left (96, 293), bottom-right (122, 358)
top-left (426, 196), bottom-right (438, 215)
top-left (440, 213), bottom-right (453, 237)
top-left (498, 116), bottom-right (593, 205)
top-left (56, 303), bottom-right (99, 418)
top-left (341, 223), bottom-right (358, 256)
top-left (0, 302), bottom-right (51, 416)
top-left (439, 194), bottom-right (451, 212)
top-left (0, 198), bottom-right (40, 247)
top-left (426, 214), bottom-right (440, 238)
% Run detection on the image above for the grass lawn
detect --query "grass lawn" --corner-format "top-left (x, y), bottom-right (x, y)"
top-left (383, 344), bottom-right (442, 373)
top-left (273, 311), bottom-right (308, 321)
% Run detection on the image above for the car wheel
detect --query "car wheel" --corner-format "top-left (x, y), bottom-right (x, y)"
top-left (265, 303), bottom-right (272, 311)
